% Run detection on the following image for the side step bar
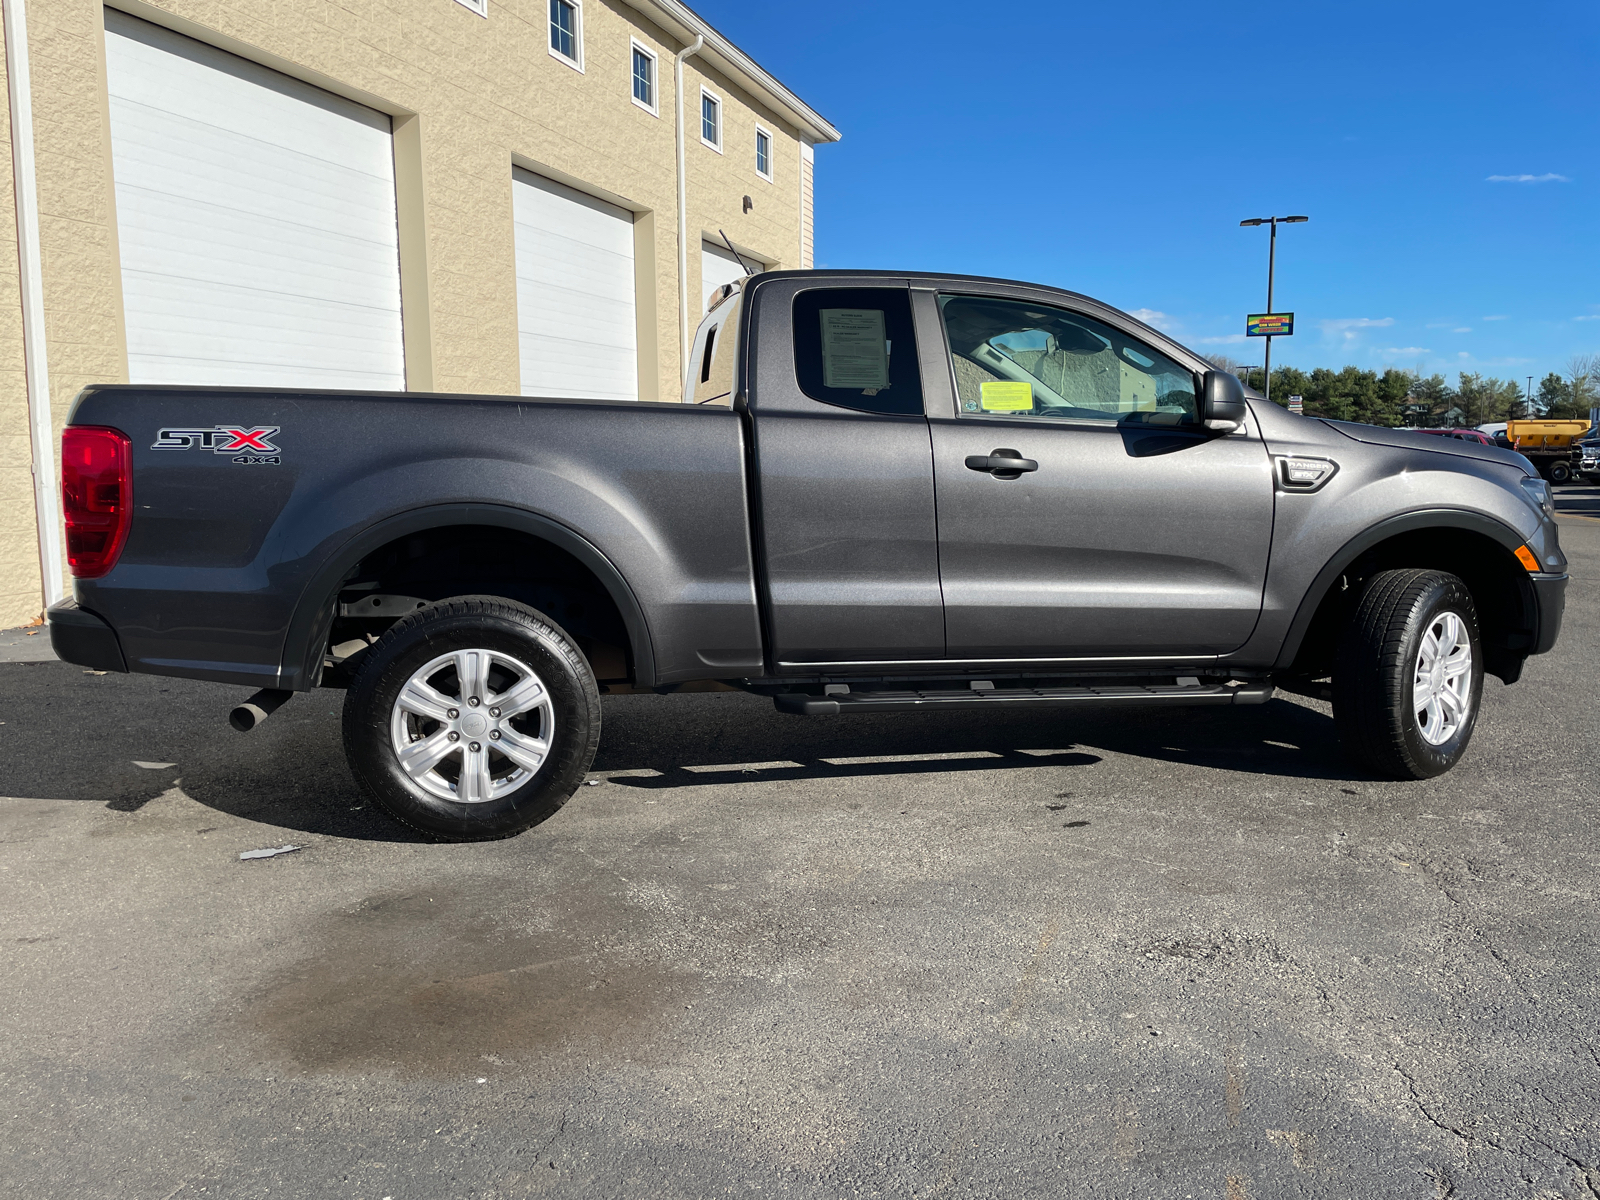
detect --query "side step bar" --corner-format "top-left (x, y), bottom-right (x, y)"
top-left (774, 682), bottom-right (1273, 716)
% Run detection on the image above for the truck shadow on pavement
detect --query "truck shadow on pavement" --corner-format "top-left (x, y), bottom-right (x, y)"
top-left (1, 662), bottom-right (1367, 844)
top-left (589, 692), bottom-right (1363, 791)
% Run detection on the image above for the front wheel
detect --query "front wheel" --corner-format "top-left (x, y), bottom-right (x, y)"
top-left (1333, 569), bottom-right (1483, 780)
top-left (342, 597), bottom-right (601, 840)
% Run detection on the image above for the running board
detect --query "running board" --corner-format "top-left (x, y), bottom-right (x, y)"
top-left (774, 682), bottom-right (1273, 716)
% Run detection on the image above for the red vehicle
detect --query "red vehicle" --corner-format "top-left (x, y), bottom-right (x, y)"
top-left (1417, 428), bottom-right (1495, 446)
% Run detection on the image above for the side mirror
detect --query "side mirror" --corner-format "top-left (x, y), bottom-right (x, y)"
top-left (1201, 370), bottom-right (1248, 433)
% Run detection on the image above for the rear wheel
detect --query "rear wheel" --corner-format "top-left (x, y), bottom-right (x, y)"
top-left (1333, 569), bottom-right (1483, 780)
top-left (343, 597), bottom-right (600, 840)
top-left (1547, 460), bottom-right (1572, 485)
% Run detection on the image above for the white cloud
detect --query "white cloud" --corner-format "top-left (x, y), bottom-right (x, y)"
top-left (1574, 314), bottom-right (1600, 321)
top-left (1320, 317), bottom-right (1394, 341)
top-left (1486, 173), bottom-right (1568, 183)
top-left (1379, 347), bottom-right (1431, 356)
top-left (1481, 314), bottom-right (1509, 321)
top-left (1452, 326), bottom-right (1472, 333)
top-left (1128, 308), bottom-right (1174, 331)
top-left (1459, 351), bottom-right (1471, 358)
top-left (1195, 333), bottom-right (1247, 345)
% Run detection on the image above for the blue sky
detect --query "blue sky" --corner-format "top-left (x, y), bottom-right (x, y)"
top-left (694, 0), bottom-right (1599, 387)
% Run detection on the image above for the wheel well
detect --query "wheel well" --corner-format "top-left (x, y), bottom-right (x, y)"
top-left (324, 524), bottom-right (635, 687)
top-left (1285, 527), bottom-right (1536, 685)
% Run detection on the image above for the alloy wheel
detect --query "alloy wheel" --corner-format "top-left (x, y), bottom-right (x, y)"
top-left (388, 648), bottom-right (555, 803)
top-left (1412, 610), bottom-right (1473, 746)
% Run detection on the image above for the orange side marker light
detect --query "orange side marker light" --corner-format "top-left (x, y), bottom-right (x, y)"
top-left (1514, 544), bottom-right (1540, 572)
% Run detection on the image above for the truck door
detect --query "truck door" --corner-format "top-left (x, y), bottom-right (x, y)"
top-left (746, 281), bottom-right (944, 666)
top-left (926, 291), bottom-right (1273, 661)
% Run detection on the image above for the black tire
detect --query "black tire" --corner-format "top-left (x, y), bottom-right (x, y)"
top-left (1332, 569), bottom-right (1484, 780)
top-left (342, 596), bottom-right (600, 840)
top-left (1547, 460), bottom-right (1572, 485)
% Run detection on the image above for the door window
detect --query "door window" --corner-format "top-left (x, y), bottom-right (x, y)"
top-left (792, 288), bottom-right (923, 415)
top-left (939, 294), bottom-right (1197, 424)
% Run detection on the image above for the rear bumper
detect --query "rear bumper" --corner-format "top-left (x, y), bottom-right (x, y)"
top-left (47, 599), bottom-right (128, 672)
top-left (1530, 573), bottom-right (1567, 655)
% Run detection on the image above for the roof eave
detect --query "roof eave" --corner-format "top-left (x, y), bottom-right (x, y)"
top-left (621, 0), bottom-right (841, 144)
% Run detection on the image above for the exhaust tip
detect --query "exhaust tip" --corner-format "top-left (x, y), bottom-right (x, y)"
top-left (229, 703), bottom-right (266, 732)
top-left (229, 688), bottom-right (294, 732)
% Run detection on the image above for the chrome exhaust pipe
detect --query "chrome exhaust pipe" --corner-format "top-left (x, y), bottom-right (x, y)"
top-left (229, 688), bottom-right (294, 732)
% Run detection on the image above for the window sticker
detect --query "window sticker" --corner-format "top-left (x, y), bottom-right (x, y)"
top-left (819, 308), bottom-right (890, 390)
top-left (980, 381), bottom-right (1033, 411)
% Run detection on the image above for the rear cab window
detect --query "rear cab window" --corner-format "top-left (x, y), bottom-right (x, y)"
top-left (791, 287), bottom-right (923, 416)
top-left (938, 294), bottom-right (1197, 426)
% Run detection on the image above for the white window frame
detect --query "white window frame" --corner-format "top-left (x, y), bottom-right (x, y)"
top-left (547, 0), bottom-right (583, 72)
top-left (629, 38), bottom-right (658, 116)
top-left (754, 123), bottom-right (774, 182)
top-left (452, 0), bottom-right (487, 16)
top-left (699, 85), bottom-right (722, 153)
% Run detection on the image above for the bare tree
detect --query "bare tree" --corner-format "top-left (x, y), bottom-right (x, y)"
top-left (1202, 354), bottom-right (1246, 378)
top-left (1565, 354), bottom-right (1599, 410)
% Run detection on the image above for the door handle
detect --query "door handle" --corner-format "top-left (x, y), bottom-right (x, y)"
top-left (965, 449), bottom-right (1038, 477)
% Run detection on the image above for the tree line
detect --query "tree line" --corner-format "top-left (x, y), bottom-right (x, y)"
top-left (1202, 354), bottom-right (1600, 427)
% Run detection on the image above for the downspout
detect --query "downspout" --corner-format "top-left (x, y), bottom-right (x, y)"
top-left (674, 33), bottom-right (704, 394)
top-left (3, 0), bottom-right (64, 607)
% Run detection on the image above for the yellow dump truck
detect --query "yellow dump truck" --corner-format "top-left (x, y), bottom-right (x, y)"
top-left (1506, 419), bottom-right (1592, 484)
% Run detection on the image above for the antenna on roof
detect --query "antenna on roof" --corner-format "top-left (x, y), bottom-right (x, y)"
top-left (719, 229), bottom-right (753, 275)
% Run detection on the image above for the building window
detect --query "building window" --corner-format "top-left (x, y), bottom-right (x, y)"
top-left (549, 0), bottom-right (580, 68)
top-left (755, 126), bottom-right (773, 180)
top-left (631, 41), bottom-right (657, 114)
top-left (700, 87), bottom-right (721, 152)
top-left (453, 0), bottom-right (488, 16)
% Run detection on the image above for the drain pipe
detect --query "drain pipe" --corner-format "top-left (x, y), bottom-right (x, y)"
top-left (674, 33), bottom-right (704, 394)
top-left (3, 0), bottom-right (65, 607)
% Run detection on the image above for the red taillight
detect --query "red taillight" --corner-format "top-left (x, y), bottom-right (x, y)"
top-left (61, 425), bottom-right (132, 578)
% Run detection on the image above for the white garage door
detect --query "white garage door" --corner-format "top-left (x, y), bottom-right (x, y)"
top-left (513, 170), bottom-right (638, 401)
top-left (702, 240), bottom-right (750, 313)
top-left (104, 11), bottom-right (404, 390)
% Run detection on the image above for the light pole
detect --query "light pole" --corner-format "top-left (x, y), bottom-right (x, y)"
top-left (1526, 375), bottom-right (1534, 418)
top-left (1240, 215), bottom-right (1307, 406)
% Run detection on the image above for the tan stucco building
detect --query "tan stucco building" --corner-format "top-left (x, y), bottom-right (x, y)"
top-left (0, 0), bottom-right (838, 629)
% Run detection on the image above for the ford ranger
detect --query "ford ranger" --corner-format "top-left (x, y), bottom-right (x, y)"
top-left (49, 270), bottom-right (1568, 839)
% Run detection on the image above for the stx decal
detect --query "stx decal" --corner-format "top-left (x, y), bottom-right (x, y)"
top-left (153, 426), bottom-right (281, 454)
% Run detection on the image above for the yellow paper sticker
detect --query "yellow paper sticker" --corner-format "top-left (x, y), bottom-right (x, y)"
top-left (980, 381), bottom-right (1033, 411)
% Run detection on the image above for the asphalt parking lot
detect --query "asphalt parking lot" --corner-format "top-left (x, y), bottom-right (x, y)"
top-left (2, 505), bottom-right (1596, 1200)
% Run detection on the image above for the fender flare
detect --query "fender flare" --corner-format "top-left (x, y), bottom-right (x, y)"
top-left (279, 503), bottom-right (657, 691)
top-left (1273, 507), bottom-right (1531, 670)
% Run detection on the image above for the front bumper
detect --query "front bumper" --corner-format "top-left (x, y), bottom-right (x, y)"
top-left (1530, 573), bottom-right (1567, 655)
top-left (47, 598), bottom-right (128, 672)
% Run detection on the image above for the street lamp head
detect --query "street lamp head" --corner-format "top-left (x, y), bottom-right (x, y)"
top-left (1239, 218), bottom-right (1267, 226)
top-left (1284, 215), bottom-right (1309, 223)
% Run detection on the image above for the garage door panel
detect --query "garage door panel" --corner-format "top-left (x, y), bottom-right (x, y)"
top-left (111, 111), bottom-right (397, 234)
top-left (514, 242), bottom-right (637, 298)
top-left (513, 276), bottom-right (639, 340)
top-left (117, 198), bottom-right (403, 301)
top-left (513, 169), bottom-right (639, 402)
top-left (518, 334), bottom-right (640, 398)
top-left (106, 11), bottom-right (392, 162)
top-left (105, 11), bottom-right (404, 390)
top-left (124, 299), bottom-right (405, 386)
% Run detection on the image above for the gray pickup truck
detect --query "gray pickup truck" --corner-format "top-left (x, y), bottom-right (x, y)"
top-left (51, 270), bottom-right (1567, 839)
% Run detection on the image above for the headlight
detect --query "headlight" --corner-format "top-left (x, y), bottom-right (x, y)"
top-left (1520, 476), bottom-right (1555, 519)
